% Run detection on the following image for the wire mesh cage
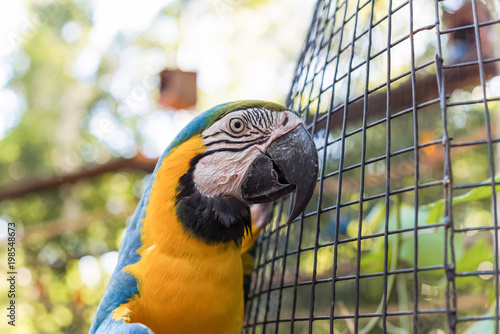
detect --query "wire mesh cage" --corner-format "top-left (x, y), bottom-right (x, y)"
top-left (244, 0), bottom-right (500, 333)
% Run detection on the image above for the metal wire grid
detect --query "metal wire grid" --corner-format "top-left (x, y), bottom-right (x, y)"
top-left (244, 0), bottom-right (500, 333)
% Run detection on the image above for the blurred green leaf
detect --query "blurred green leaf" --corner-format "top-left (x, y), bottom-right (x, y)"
top-left (399, 229), bottom-right (464, 267)
top-left (463, 316), bottom-right (494, 334)
top-left (456, 237), bottom-right (494, 272)
top-left (425, 174), bottom-right (500, 224)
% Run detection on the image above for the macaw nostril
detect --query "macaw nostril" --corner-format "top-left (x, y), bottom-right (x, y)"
top-left (271, 160), bottom-right (289, 185)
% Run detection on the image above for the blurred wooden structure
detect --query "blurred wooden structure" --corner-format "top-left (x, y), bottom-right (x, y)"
top-left (158, 69), bottom-right (197, 110)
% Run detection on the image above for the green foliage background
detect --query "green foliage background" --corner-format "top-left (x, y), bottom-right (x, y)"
top-left (1, 0), bottom-right (499, 333)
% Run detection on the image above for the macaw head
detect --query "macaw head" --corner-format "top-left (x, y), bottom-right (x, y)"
top-left (172, 100), bottom-right (318, 244)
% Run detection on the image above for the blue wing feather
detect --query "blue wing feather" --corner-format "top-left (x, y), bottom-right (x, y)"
top-left (89, 189), bottom-right (148, 333)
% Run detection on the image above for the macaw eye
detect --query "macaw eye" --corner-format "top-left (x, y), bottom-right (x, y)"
top-left (229, 117), bottom-right (245, 133)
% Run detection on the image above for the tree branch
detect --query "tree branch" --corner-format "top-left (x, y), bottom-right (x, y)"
top-left (0, 154), bottom-right (158, 201)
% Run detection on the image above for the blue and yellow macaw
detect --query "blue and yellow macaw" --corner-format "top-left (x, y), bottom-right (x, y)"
top-left (89, 100), bottom-right (318, 334)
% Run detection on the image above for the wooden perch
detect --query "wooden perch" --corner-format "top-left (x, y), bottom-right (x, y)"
top-left (308, 61), bottom-right (498, 131)
top-left (0, 154), bottom-right (158, 201)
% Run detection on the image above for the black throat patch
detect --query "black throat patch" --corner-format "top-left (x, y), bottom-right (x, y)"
top-left (175, 153), bottom-right (251, 244)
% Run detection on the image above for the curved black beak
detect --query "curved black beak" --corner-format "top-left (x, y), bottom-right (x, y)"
top-left (241, 125), bottom-right (318, 223)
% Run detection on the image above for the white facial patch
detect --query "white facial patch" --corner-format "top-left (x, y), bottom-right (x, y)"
top-left (192, 108), bottom-right (303, 198)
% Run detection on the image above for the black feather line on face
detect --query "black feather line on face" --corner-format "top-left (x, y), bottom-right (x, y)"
top-left (175, 153), bottom-right (251, 245)
top-left (204, 137), bottom-right (262, 147)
